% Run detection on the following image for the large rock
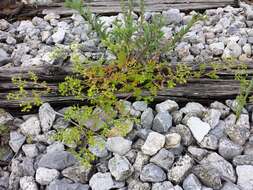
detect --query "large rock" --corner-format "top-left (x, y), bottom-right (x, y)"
top-left (141, 132), bottom-right (165, 156)
top-left (236, 165), bottom-right (253, 190)
top-left (167, 154), bottom-right (194, 183)
top-left (181, 102), bottom-right (206, 117)
top-left (89, 172), bottom-right (114, 190)
top-left (140, 163), bottom-right (167, 182)
top-left (186, 117), bottom-right (211, 143)
top-left (165, 133), bottom-right (181, 148)
top-left (209, 42), bottom-right (225, 55)
top-left (9, 131), bottom-right (26, 153)
top-left (182, 174), bottom-right (202, 190)
top-left (218, 138), bottom-right (243, 160)
top-left (132, 101), bottom-right (148, 111)
top-left (150, 148), bottom-right (174, 170)
top-left (38, 151), bottom-right (76, 170)
top-left (20, 116), bottom-right (41, 136)
top-left (62, 165), bottom-right (92, 183)
top-left (210, 101), bottom-right (230, 118)
top-left (20, 176), bottom-right (38, 190)
top-left (106, 137), bottom-right (132, 155)
top-left (203, 109), bottom-right (221, 128)
top-left (108, 154), bottom-right (133, 181)
top-left (193, 164), bottom-right (222, 189)
top-left (155, 99), bottom-right (179, 113)
top-left (22, 144), bottom-right (39, 158)
top-left (152, 112), bottom-right (172, 133)
top-left (35, 167), bottom-right (59, 185)
top-left (39, 103), bottom-right (56, 132)
top-left (141, 108), bottom-right (154, 129)
top-left (225, 124), bottom-right (250, 145)
top-left (200, 152), bottom-right (236, 182)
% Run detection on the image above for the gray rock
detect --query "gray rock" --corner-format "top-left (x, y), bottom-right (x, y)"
top-left (108, 154), bottom-right (133, 181)
top-left (53, 117), bottom-right (69, 130)
top-left (243, 44), bottom-right (251, 56)
top-left (35, 167), bottom-right (59, 185)
top-left (22, 144), bottom-right (39, 158)
top-left (181, 102), bottom-right (206, 117)
top-left (39, 103), bottom-right (56, 132)
top-left (0, 48), bottom-right (11, 66)
top-left (199, 135), bottom-right (218, 150)
top-left (20, 176), bottom-right (38, 190)
top-left (167, 154), bottom-right (194, 183)
top-left (209, 42), bottom-right (225, 55)
top-left (0, 109), bottom-right (13, 125)
top-left (186, 117), bottom-right (211, 143)
top-left (141, 132), bottom-right (165, 156)
top-left (128, 179), bottom-right (151, 190)
top-left (89, 172), bottom-right (114, 190)
top-left (20, 116), bottom-right (41, 137)
top-left (47, 179), bottom-right (90, 190)
top-left (150, 148), bottom-right (174, 170)
top-left (62, 165), bottom-right (92, 183)
top-left (38, 151), bottom-right (76, 170)
top-left (133, 152), bottom-right (150, 177)
top-left (203, 109), bottom-right (221, 128)
top-left (106, 137), bottom-right (132, 155)
top-left (165, 133), bottom-right (181, 148)
top-left (193, 164), bottom-right (222, 189)
top-left (133, 101), bottom-right (148, 111)
top-left (233, 155), bottom-right (253, 165)
top-left (155, 99), bottom-right (179, 113)
top-left (218, 138), bottom-right (243, 160)
top-left (46, 142), bottom-right (65, 153)
top-left (171, 110), bottom-right (183, 124)
top-left (200, 152), bottom-right (236, 182)
top-left (163, 9), bottom-right (182, 24)
top-left (209, 120), bottom-right (226, 139)
top-left (0, 19), bottom-right (9, 30)
top-left (210, 101), bottom-right (230, 118)
top-left (152, 181), bottom-right (174, 190)
top-left (21, 157), bottom-right (35, 176)
top-left (236, 165), bottom-right (253, 190)
top-left (152, 112), bottom-right (172, 133)
top-left (141, 108), bottom-right (154, 129)
top-left (9, 131), bottom-right (26, 153)
top-left (225, 124), bottom-right (250, 145)
top-left (183, 174), bottom-right (202, 190)
top-left (88, 136), bottom-right (108, 158)
top-left (226, 99), bottom-right (247, 114)
top-left (236, 114), bottom-right (250, 129)
top-left (221, 182), bottom-right (241, 190)
top-left (170, 124), bottom-right (193, 146)
top-left (187, 146), bottom-right (208, 161)
top-left (140, 163), bottom-right (166, 182)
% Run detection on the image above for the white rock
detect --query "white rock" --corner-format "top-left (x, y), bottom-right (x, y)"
top-left (141, 132), bottom-right (165, 156)
top-left (236, 165), bottom-right (253, 190)
top-left (106, 137), bottom-right (132, 155)
top-left (20, 116), bottom-right (41, 136)
top-left (35, 167), bottom-right (60, 185)
top-left (243, 44), bottom-right (251, 56)
top-left (20, 176), bottom-right (38, 190)
top-left (165, 133), bottom-right (181, 148)
top-left (39, 103), bottom-right (56, 132)
top-left (52, 29), bottom-right (65, 44)
top-left (209, 42), bottom-right (225, 55)
top-left (22, 144), bottom-right (39, 158)
top-left (186, 117), bottom-right (211, 143)
top-left (89, 172), bottom-right (114, 190)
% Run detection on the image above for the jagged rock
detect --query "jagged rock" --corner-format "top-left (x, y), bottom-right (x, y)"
top-left (35, 167), bottom-right (60, 185)
top-left (199, 134), bottom-right (218, 150)
top-left (140, 163), bottom-right (166, 182)
top-left (152, 112), bottom-right (172, 133)
top-left (203, 109), bottom-right (221, 128)
top-left (165, 133), bottom-right (181, 148)
top-left (39, 103), bottom-right (56, 132)
top-left (155, 99), bottom-right (179, 113)
top-left (47, 179), bottom-right (90, 190)
top-left (186, 117), bottom-right (211, 143)
top-left (22, 144), bottom-right (39, 158)
top-left (152, 181), bottom-right (174, 190)
top-left (132, 101), bottom-right (148, 111)
top-left (62, 165), bottom-right (92, 183)
top-left (218, 138), bottom-right (243, 160)
top-left (181, 102), bottom-right (206, 117)
top-left (88, 136), bottom-right (108, 158)
top-left (141, 108), bottom-right (154, 129)
top-left (133, 152), bottom-right (150, 177)
top-left (106, 137), bottom-right (132, 155)
top-left (200, 152), bottom-right (236, 182)
top-left (141, 132), bottom-right (165, 156)
top-left (170, 124), bottom-right (193, 146)
top-left (167, 154), bottom-right (194, 184)
top-left (20, 176), bottom-right (38, 190)
top-left (9, 131), bottom-right (26, 153)
top-left (108, 154), bottom-right (133, 181)
top-left (187, 146), bottom-right (208, 161)
top-left (89, 172), bottom-right (114, 190)
top-left (182, 174), bottom-right (202, 190)
top-left (236, 165), bottom-right (253, 190)
top-left (150, 148), bottom-right (174, 170)
top-left (128, 179), bottom-right (151, 190)
top-left (38, 151), bottom-right (76, 170)
top-left (20, 116), bottom-right (41, 137)
top-left (210, 101), bottom-right (230, 118)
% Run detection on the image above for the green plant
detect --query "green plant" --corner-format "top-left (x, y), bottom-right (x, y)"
top-left (9, 0), bottom-right (245, 167)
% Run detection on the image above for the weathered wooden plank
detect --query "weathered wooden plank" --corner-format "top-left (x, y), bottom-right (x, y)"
top-left (42, 0), bottom-right (238, 15)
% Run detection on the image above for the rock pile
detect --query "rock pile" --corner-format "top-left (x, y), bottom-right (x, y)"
top-left (2, 3), bottom-right (253, 67)
top-left (0, 98), bottom-right (253, 190)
